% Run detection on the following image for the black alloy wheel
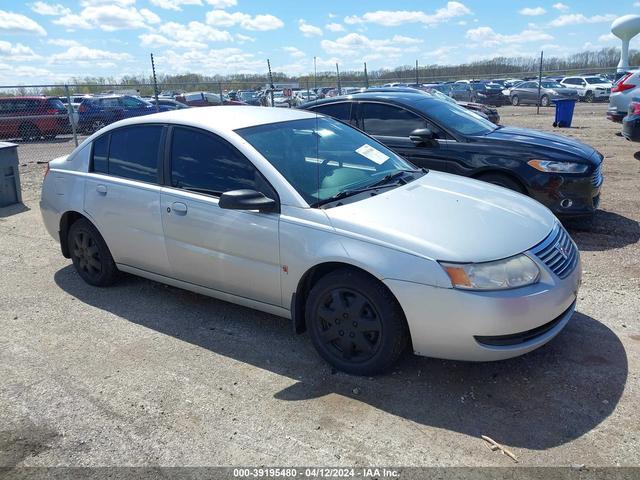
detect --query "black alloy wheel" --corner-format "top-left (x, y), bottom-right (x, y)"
top-left (68, 218), bottom-right (119, 287)
top-left (306, 269), bottom-right (409, 375)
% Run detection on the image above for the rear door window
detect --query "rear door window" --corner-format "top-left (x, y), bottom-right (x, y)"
top-left (310, 102), bottom-right (353, 124)
top-left (90, 125), bottom-right (162, 183)
top-left (170, 127), bottom-right (273, 197)
top-left (360, 103), bottom-right (427, 137)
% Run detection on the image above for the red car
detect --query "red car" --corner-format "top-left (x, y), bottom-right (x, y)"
top-left (0, 96), bottom-right (71, 140)
top-left (175, 91), bottom-right (244, 107)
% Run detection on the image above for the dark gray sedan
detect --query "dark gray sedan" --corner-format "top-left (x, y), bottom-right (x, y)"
top-left (510, 81), bottom-right (578, 107)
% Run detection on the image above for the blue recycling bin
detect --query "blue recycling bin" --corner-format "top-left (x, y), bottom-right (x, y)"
top-left (552, 98), bottom-right (577, 128)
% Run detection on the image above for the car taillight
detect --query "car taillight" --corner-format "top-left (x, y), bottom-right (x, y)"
top-left (630, 102), bottom-right (640, 115)
top-left (44, 162), bottom-right (50, 177)
top-left (612, 73), bottom-right (635, 92)
top-left (78, 104), bottom-right (87, 112)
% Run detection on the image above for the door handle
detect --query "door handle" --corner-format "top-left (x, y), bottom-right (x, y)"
top-left (170, 202), bottom-right (188, 215)
top-left (96, 184), bottom-right (107, 195)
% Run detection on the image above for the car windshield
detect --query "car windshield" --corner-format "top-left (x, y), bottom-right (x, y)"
top-left (236, 117), bottom-right (419, 207)
top-left (541, 81), bottom-right (563, 89)
top-left (421, 100), bottom-right (497, 136)
top-left (585, 77), bottom-right (605, 84)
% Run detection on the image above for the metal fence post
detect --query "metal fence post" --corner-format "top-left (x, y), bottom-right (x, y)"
top-left (150, 53), bottom-right (160, 113)
top-left (537, 50), bottom-right (544, 115)
top-left (218, 82), bottom-right (224, 104)
top-left (64, 84), bottom-right (78, 147)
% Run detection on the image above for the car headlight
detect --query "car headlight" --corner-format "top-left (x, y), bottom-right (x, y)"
top-left (440, 254), bottom-right (540, 291)
top-left (528, 159), bottom-right (589, 174)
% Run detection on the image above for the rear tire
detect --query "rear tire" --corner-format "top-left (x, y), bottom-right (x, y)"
top-left (68, 218), bottom-right (119, 287)
top-left (306, 269), bottom-right (409, 376)
top-left (511, 95), bottom-right (520, 106)
top-left (477, 172), bottom-right (526, 195)
top-left (540, 95), bottom-right (550, 107)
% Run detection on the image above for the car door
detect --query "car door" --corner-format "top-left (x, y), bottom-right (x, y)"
top-left (357, 101), bottom-right (455, 173)
top-left (83, 124), bottom-right (172, 276)
top-left (160, 126), bottom-right (282, 306)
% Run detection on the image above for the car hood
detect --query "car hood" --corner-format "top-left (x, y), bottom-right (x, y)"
top-left (480, 126), bottom-right (598, 161)
top-left (324, 171), bottom-right (555, 263)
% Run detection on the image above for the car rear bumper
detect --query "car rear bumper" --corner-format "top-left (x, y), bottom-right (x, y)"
top-left (384, 252), bottom-right (581, 361)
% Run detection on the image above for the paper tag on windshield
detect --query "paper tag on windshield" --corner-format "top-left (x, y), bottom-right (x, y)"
top-left (356, 144), bottom-right (389, 165)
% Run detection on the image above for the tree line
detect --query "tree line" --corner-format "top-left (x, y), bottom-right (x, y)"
top-left (5, 47), bottom-right (637, 96)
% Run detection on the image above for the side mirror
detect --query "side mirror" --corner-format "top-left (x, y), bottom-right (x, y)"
top-left (218, 189), bottom-right (277, 213)
top-left (409, 128), bottom-right (435, 145)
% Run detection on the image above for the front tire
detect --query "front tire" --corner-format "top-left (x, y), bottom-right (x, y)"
top-left (540, 95), bottom-right (550, 107)
top-left (68, 218), bottom-right (119, 287)
top-left (306, 269), bottom-right (409, 376)
top-left (511, 95), bottom-right (520, 106)
top-left (585, 91), bottom-right (594, 103)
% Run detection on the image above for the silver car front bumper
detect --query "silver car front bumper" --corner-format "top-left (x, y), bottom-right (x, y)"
top-left (385, 250), bottom-right (581, 362)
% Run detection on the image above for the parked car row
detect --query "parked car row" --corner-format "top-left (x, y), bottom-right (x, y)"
top-left (0, 96), bottom-right (72, 141)
top-left (41, 103), bottom-right (586, 375)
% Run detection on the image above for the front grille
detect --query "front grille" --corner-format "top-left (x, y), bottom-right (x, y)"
top-left (530, 224), bottom-right (578, 279)
top-left (591, 163), bottom-right (604, 187)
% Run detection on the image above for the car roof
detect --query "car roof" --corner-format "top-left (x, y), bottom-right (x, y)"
top-left (303, 91), bottom-right (437, 109)
top-left (101, 105), bottom-right (317, 132)
top-left (0, 96), bottom-right (51, 100)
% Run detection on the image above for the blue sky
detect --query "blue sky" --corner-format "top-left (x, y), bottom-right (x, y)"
top-left (1, 0), bottom-right (640, 84)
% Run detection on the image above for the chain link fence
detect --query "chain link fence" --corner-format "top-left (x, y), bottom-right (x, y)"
top-left (1, 65), bottom-right (623, 165)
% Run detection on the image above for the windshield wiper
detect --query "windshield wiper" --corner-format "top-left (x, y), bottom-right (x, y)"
top-left (313, 168), bottom-right (426, 208)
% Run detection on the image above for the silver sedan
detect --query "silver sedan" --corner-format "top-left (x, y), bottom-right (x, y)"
top-left (40, 107), bottom-right (581, 375)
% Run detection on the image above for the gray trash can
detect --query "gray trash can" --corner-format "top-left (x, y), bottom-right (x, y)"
top-left (0, 142), bottom-right (22, 207)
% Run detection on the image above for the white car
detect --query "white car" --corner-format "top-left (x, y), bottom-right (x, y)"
top-left (560, 76), bottom-right (612, 102)
top-left (608, 70), bottom-right (640, 122)
top-left (40, 107), bottom-right (581, 375)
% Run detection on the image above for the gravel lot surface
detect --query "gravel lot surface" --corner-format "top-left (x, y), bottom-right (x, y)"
top-left (1, 103), bottom-right (638, 468)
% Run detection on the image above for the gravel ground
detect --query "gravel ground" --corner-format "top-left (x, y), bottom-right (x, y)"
top-left (0, 103), bottom-right (638, 468)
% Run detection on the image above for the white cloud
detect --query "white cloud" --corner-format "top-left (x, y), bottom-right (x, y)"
top-left (80, 0), bottom-right (135, 5)
top-left (47, 38), bottom-right (81, 47)
top-left (344, 2), bottom-right (471, 27)
top-left (0, 41), bottom-right (41, 61)
top-left (465, 26), bottom-right (553, 46)
top-left (549, 14), bottom-right (617, 27)
top-left (54, 5), bottom-right (162, 31)
top-left (205, 10), bottom-right (284, 30)
top-left (519, 7), bottom-right (546, 16)
top-left (0, 10), bottom-right (47, 35)
top-left (321, 33), bottom-right (422, 59)
top-left (235, 33), bottom-right (254, 43)
top-left (598, 33), bottom-right (617, 43)
top-left (283, 46), bottom-right (305, 58)
top-left (140, 20), bottom-right (232, 49)
top-left (299, 19), bottom-right (322, 37)
top-left (31, 2), bottom-right (71, 16)
top-left (149, 0), bottom-right (202, 11)
top-left (155, 47), bottom-right (265, 75)
top-left (49, 45), bottom-right (132, 64)
top-left (325, 22), bottom-right (345, 32)
top-left (206, 0), bottom-right (237, 7)
top-left (552, 2), bottom-right (569, 11)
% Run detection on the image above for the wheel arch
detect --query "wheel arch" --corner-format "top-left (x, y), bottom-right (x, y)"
top-left (59, 210), bottom-right (94, 258)
top-left (472, 168), bottom-right (529, 195)
top-left (290, 261), bottom-right (406, 336)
